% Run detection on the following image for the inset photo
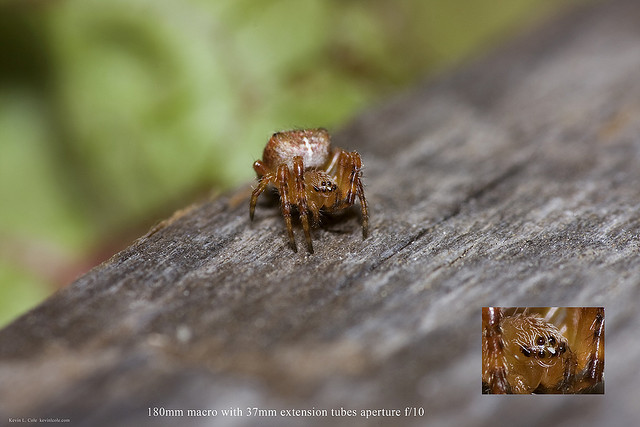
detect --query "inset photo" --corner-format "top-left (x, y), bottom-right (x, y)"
top-left (482, 307), bottom-right (604, 394)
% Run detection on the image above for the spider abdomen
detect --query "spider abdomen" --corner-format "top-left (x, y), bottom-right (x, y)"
top-left (263, 128), bottom-right (331, 170)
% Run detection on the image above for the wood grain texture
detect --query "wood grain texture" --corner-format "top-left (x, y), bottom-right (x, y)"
top-left (2, 0), bottom-right (640, 425)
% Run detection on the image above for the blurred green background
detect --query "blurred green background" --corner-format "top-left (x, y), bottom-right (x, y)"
top-left (0, 0), bottom-right (581, 327)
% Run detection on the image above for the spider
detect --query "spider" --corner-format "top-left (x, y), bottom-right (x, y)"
top-left (482, 307), bottom-right (604, 394)
top-left (249, 128), bottom-right (369, 253)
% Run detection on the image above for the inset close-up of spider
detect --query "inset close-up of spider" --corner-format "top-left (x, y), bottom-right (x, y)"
top-left (249, 128), bottom-right (369, 253)
top-left (482, 307), bottom-right (604, 394)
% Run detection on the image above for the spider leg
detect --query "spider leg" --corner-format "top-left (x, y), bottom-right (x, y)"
top-left (325, 148), bottom-right (342, 177)
top-left (293, 156), bottom-right (313, 253)
top-left (557, 307), bottom-right (604, 393)
top-left (344, 152), bottom-right (359, 206)
top-left (331, 151), bottom-right (348, 206)
top-left (250, 172), bottom-right (273, 221)
top-left (308, 201), bottom-right (321, 227)
top-left (331, 151), bottom-right (358, 209)
top-left (339, 151), bottom-right (369, 238)
top-left (581, 307), bottom-right (605, 387)
top-left (559, 347), bottom-right (579, 393)
top-left (357, 179), bottom-right (369, 238)
top-left (277, 164), bottom-right (297, 252)
top-left (354, 153), bottom-right (369, 239)
top-left (482, 307), bottom-right (512, 394)
top-left (332, 151), bottom-right (369, 238)
top-left (588, 308), bottom-right (605, 383)
top-left (253, 159), bottom-right (270, 176)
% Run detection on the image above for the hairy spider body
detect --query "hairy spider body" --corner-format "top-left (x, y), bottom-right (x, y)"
top-left (482, 307), bottom-right (604, 394)
top-left (250, 128), bottom-right (369, 253)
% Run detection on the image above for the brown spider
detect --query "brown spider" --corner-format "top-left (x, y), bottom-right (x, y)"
top-left (482, 307), bottom-right (604, 394)
top-left (249, 128), bottom-right (369, 253)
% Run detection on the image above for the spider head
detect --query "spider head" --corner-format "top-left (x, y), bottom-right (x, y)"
top-left (501, 313), bottom-right (571, 391)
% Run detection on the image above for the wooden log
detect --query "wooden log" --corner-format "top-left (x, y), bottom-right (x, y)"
top-left (2, 0), bottom-right (640, 425)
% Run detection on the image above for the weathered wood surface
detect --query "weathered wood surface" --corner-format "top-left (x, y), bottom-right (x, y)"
top-left (2, 0), bottom-right (640, 425)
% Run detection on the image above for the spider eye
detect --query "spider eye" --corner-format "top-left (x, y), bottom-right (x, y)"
top-left (537, 349), bottom-right (545, 358)
top-left (536, 336), bottom-right (545, 346)
top-left (558, 342), bottom-right (566, 354)
top-left (548, 336), bottom-right (556, 346)
top-left (520, 346), bottom-right (531, 357)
